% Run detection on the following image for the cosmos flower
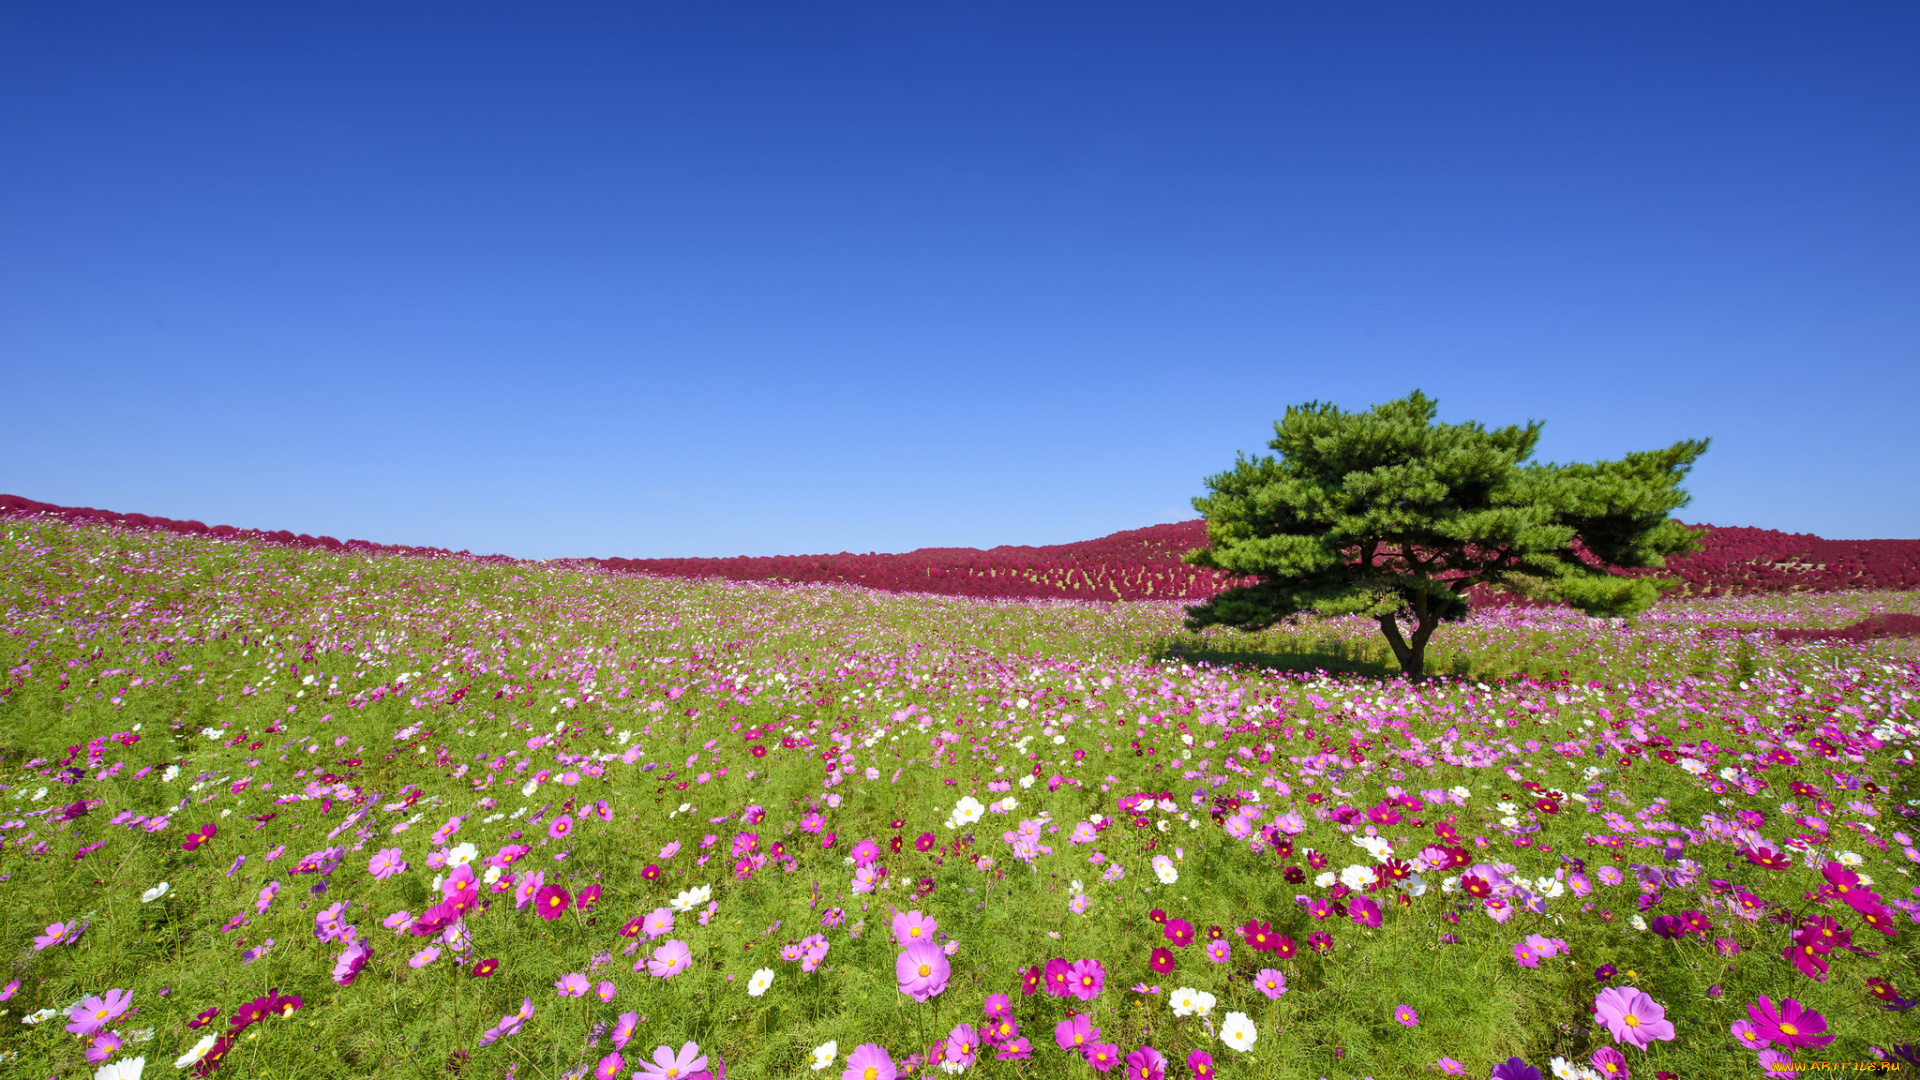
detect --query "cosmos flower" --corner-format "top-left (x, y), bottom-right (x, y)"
top-left (841, 1042), bottom-right (896, 1080)
top-left (747, 968), bottom-right (774, 997)
top-left (897, 940), bottom-right (951, 1001)
top-left (1745, 995), bottom-right (1834, 1050)
top-left (1593, 987), bottom-right (1676, 1049)
top-left (1395, 1004), bottom-right (1419, 1027)
top-left (635, 1041), bottom-right (708, 1080)
top-left (1219, 1012), bottom-right (1257, 1052)
top-left (646, 939), bottom-right (692, 978)
top-left (66, 988), bottom-right (132, 1035)
top-left (1056, 1013), bottom-right (1100, 1056)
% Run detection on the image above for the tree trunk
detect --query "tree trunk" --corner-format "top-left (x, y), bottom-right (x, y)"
top-left (1377, 609), bottom-right (1441, 681)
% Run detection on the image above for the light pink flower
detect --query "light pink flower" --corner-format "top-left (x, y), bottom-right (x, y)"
top-left (645, 939), bottom-right (692, 978)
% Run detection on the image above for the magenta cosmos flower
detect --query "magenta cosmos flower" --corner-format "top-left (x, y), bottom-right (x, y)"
top-left (594, 1052), bottom-right (624, 1080)
top-left (1593, 987), bottom-right (1676, 1048)
top-left (1067, 959), bottom-right (1105, 1001)
top-left (1163, 919), bottom-right (1194, 947)
top-left (944, 1023), bottom-right (979, 1069)
top-left (1746, 995), bottom-right (1834, 1050)
top-left (65, 988), bottom-right (132, 1035)
top-left (547, 814), bottom-right (573, 841)
top-left (1147, 947), bottom-right (1175, 975)
top-left (1187, 1049), bottom-right (1215, 1080)
top-left (645, 939), bottom-right (692, 978)
top-left (535, 883), bottom-right (571, 920)
top-left (635, 1041), bottom-right (706, 1080)
top-left (1589, 1046), bottom-right (1629, 1078)
top-left (842, 1042), bottom-right (896, 1080)
top-left (897, 940), bottom-right (951, 1001)
top-left (1125, 1044), bottom-right (1167, 1080)
top-left (1394, 1004), bottom-right (1419, 1027)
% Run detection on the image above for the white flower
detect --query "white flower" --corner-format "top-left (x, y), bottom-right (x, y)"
top-left (947, 796), bottom-right (985, 829)
top-left (175, 1034), bottom-right (217, 1068)
top-left (1402, 873), bottom-right (1429, 897)
top-left (1836, 850), bottom-right (1864, 867)
top-left (1313, 870), bottom-right (1337, 888)
top-left (1550, 1057), bottom-right (1581, 1080)
top-left (141, 882), bottom-right (170, 904)
top-left (1339, 864), bottom-right (1378, 891)
top-left (1499, 815), bottom-right (1521, 829)
top-left (811, 1041), bottom-right (838, 1071)
top-left (446, 842), bottom-right (479, 867)
top-left (519, 779), bottom-right (539, 797)
top-left (1170, 986), bottom-right (1203, 1016)
top-left (1679, 758), bottom-right (1708, 776)
top-left (1353, 835), bottom-right (1392, 861)
top-left (1496, 801), bottom-right (1518, 814)
top-left (1152, 855), bottom-right (1178, 885)
top-left (95, 1057), bottom-right (145, 1080)
top-left (1191, 990), bottom-right (1217, 1017)
top-left (747, 967), bottom-right (774, 997)
top-left (1629, 915), bottom-right (1648, 931)
top-left (1449, 785), bottom-right (1471, 800)
top-left (161, 766), bottom-right (180, 783)
top-left (1220, 1011), bottom-right (1257, 1052)
top-left (1018, 774), bottom-right (1035, 789)
top-left (482, 864), bottom-right (504, 885)
top-left (22, 1007), bottom-right (58, 1025)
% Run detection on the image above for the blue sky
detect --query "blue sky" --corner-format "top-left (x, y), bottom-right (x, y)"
top-left (4, 2), bottom-right (1916, 557)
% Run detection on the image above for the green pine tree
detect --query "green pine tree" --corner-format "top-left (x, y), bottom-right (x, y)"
top-left (1183, 391), bottom-right (1708, 679)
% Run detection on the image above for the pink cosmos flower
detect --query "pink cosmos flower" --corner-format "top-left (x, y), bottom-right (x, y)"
top-left (556, 972), bottom-right (589, 997)
top-left (1163, 918), bottom-right (1194, 947)
top-left (1187, 1049), bottom-right (1215, 1080)
top-left (1253, 968), bottom-right (1288, 999)
top-left (897, 940), bottom-right (952, 1001)
top-left (1056, 1013), bottom-right (1100, 1057)
top-left (1395, 1004), bottom-right (1419, 1027)
top-left (1593, 987), bottom-right (1676, 1049)
top-left (333, 941), bottom-right (371, 986)
top-left (514, 869), bottom-right (546, 910)
top-left (596, 981), bottom-right (617, 1003)
top-left (646, 939), bottom-right (692, 978)
top-left (65, 988), bottom-right (131, 1035)
top-left (594, 1052), bottom-right (624, 1080)
top-left (645, 906), bottom-right (676, 940)
top-left (0, 980), bottom-right (18, 1000)
top-left (85, 1031), bottom-right (122, 1064)
top-left (1746, 995), bottom-right (1834, 1050)
top-left (1513, 941), bottom-right (1539, 968)
top-left (660, 840), bottom-right (682, 859)
top-left (945, 1023), bottom-right (979, 1069)
top-left (1205, 939), bottom-right (1231, 964)
top-left (409, 946), bottom-right (441, 968)
top-left (841, 1043), bottom-right (896, 1080)
top-left (636, 1041), bottom-right (707, 1080)
top-left (1757, 1050), bottom-right (1799, 1077)
top-left (1438, 1059), bottom-right (1465, 1075)
top-left (1087, 1043), bottom-right (1122, 1073)
top-left (256, 882), bottom-right (280, 913)
top-left (1732, 1019), bottom-right (1768, 1050)
top-left (33, 921), bottom-right (83, 950)
top-left (547, 815), bottom-right (573, 841)
top-left (892, 909), bottom-right (938, 947)
top-left (613, 1011), bottom-right (639, 1051)
top-left (368, 848), bottom-right (407, 880)
top-left (983, 993), bottom-right (1012, 1021)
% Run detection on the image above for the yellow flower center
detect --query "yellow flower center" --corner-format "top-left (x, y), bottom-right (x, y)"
top-left (667, 1070), bottom-right (678, 1079)
top-left (910, 927), bottom-right (921, 937)
top-left (1780, 1022), bottom-right (1798, 1036)
top-left (918, 964), bottom-right (931, 977)
top-left (1075, 1034), bottom-right (1084, 1045)
top-left (1082, 977), bottom-right (1093, 986)
top-left (961, 1042), bottom-right (971, 1053)
top-left (864, 1069), bottom-right (877, 1080)
top-left (1624, 1014), bottom-right (1639, 1028)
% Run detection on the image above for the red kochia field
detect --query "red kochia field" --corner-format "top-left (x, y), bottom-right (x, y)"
top-left (6, 493), bottom-right (1920, 602)
top-left (0, 499), bottom-right (1916, 1080)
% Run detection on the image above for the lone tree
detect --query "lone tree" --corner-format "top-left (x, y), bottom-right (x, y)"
top-left (1183, 391), bottom-right (1708, 679)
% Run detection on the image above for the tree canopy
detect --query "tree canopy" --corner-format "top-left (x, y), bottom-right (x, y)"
top-left (1182, 391), bottom-right (1708, 679)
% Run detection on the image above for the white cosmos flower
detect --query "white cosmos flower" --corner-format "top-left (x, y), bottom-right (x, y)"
top-left (1017, 774), bottom-right (1035, 789)
top-left (1151, 855), bottom-right (1178, 885)
top-left (1170, 987), bottom-right (1203, 1016)
top-left (1220, 1011), bottom-right (1258, 1052)
top-left (1353, 835), bottom-right (1392, 860)
top-left (141, 882), bottom-right (170, 903)
top-left (746, 967), bottom-right (774, 997)
top-left (22, 1007), bottom-right (58, 1025)
top-left (175, 1033), bottom-right (218, 1068)
top-left (95, 1057), bottom-right (145, 1080)
top-left (811, 1041), bottom-right (839, 1071)
top-left (1314, 871), bottom-right (1337, 888)
top-left (1339, 865), bottom-right (1377, 890)
top-left (1630, 915), bottom-right (1649, 931)
top-left (1836, 850), bottom-right (1864, 867)
top-left (1403, 874), bottom-right (1428, 897)
top-left (1190, 989), bottom-right (1217, 1017)
top-left (161, 766), bottom-right (180, 783)
top-left (446, 842), bottom-right (479, 867)
top-left (1449, 786), bottom-right (1470, 800)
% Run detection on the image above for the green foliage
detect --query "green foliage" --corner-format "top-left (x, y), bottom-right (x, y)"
top-left (1184, 391), bottom-right (1708, 677)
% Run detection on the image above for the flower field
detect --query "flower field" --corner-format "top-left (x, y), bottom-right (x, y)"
top-left (1, 515), bottom-right (1918, 1080)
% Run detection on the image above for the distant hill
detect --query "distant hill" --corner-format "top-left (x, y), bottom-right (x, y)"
top-left (5, 492), bottom-right (1917, 602)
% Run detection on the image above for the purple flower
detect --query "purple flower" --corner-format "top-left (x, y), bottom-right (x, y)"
top-left (1490, 1058), bottom-right (1541, 1080)
top-left (1394, 1004), bottom-right (1419, 1027)
top-left (1593, 987), bottom-right (1676, 1049)
top-left (1124, 1044), bottom-right (1167, 1080)
top-left (1746, 995), bottom-right (1834, 1050)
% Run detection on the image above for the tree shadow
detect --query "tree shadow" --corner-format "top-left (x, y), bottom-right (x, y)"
top-left (1150, 635), bottom-right (1418, 680)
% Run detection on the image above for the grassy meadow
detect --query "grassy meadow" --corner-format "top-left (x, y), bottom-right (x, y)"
top-left (0, 517), bottom-right (1916, 1080)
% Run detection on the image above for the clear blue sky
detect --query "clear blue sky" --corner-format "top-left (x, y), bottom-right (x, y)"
top-left (4, 3), bottom-right (1916, 558)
